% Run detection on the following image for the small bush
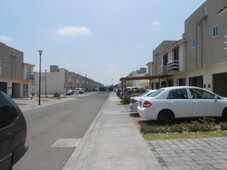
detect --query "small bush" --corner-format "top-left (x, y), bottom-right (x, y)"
top-left (130, 93), bottom-right (141, 97)
top-left (169, 124), bottom-right (186, 133)
top-left (122, 95), bottom-right (130, 104)
top-left (186, 120), bottom-right (215, 132)
top-left (141, 126), bottom-right (158, 134)
top-left (220, 122), bottom-right (227, 130)
top-left (140, 126), bottom-right (167, 134)
top-left (200, 118), bottom-right (216, 126)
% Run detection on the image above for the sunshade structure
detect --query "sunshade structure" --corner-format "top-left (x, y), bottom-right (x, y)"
top-left (119, 74), bottom-right (173, 91)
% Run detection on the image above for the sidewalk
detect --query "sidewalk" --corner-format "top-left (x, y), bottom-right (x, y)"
top-left (14, 96), bottom-right (75, 112)
top-left (14, 92), bottom-right (96, 112)
top-left (62, 92), bottom-right (161, 170)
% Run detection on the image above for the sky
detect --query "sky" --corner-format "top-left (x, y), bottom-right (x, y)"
top-left (0, 0), bottom-right (206, 85)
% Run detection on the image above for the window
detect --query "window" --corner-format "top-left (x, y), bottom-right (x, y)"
top-left (178, 78), bottom-right (186, 86)
top-left (161, 81), bottom-right (167, 87)
top-left (191, 40), bottom-right (196, 48)
top-left (212, 25), bottom-right (219, 37)
top-left (189, 88), bottom-right (214, 99)
top-left (189, 76), bottom-right (203, 88)
top-left (163, 54), bottom-right (168, 65)
top-left (173, 47), bottom-right (179, 60)
top-left (23, 84), bottom-right (28, 97)
top-left (168, 79), bottom-right (174, 87)
top-left (168, 89), bottom-right (188, 99)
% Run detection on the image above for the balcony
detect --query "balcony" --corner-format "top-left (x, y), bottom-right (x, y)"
top-left (158, 65), bottom-right (167, 75)
top-left (26, 73), bottom-right (35, 80)
top-left (167, 60), bottom-right (179, 72)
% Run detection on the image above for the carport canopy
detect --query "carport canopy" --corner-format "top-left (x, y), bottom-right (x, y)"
top-left (119, 74), bottom-right (173, 91)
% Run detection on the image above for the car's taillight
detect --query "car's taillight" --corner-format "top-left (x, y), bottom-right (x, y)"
top-left (143, 100), bottom-right (152, 107)
top-left (132, 99), bottom-right (138, 103)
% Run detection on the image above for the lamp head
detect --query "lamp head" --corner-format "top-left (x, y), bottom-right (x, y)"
top-left (38, 50), bottom-right (43, 56)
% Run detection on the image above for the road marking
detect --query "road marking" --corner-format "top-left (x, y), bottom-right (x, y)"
top-left (51, 138), bottom-right (81, 148)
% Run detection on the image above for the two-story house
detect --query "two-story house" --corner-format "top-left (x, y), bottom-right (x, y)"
top-left (31, 65), bottom-right (103, 95)
top-left (149, 0), bottom-right (227, 96)
top-left (0, 42), bottom-right (34, 97)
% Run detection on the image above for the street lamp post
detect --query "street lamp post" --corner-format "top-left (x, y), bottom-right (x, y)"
top-left (38, 50), bottom-right (43, 105)
top-left (45, 69), bottom-right (47, 97)
top-left (85, 74), bottom-right (87, 95)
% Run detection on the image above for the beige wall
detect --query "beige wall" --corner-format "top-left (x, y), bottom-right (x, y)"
top-left (184, 0), bottom-right (227, 71)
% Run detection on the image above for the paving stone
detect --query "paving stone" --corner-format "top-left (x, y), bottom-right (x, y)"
top-left (213, 164), bottom-right (226, 169)
top-left (147, 137), bottom-right (227, 170)
top-left (166, 166), bottom-right (182, 170)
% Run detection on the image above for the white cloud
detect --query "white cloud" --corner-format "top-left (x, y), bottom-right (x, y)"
top-left (56, 26), bottom-right (90, 36)
top-left (0, 35), bottom-right (14, 43)
top-left (151, 21), bottom-right (161, 27)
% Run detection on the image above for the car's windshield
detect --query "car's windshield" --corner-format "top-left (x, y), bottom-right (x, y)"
top-left (147, 89), bottom-right (164, 97)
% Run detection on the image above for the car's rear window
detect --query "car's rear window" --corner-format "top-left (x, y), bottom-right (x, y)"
top-left (0, 92), bottom-right (19, 128)
top-left (147, 89), bottom-right (164, 97)
top-left (138, 91), bottom-right (150, 97)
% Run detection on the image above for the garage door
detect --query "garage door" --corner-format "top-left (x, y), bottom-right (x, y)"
top-left (213, 72), bottom-right (227, 97)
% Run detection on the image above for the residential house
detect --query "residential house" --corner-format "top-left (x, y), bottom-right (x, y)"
top-left (31, 65), bottom-right (103, 95)
top-left (126, 67), bottom-right (148, 88)
top-left (0, 42), bottom-right (34, 97)
top-left (149, 0), bottom-right (227, 97)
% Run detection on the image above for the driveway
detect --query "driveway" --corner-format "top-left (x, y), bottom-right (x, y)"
top-left (147, 137), bottom-right (227, 170)
top-left (126, 107), bottom-right (227, 170)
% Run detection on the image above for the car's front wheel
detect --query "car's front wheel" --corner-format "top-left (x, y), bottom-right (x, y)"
top-left (222, 108), bottom-right (227, 121)
top-left (157, 110), bottom-right (175, 125)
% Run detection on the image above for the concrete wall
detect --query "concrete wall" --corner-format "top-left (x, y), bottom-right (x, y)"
top-left (0, 42), bottom-right (24, 80)
top-left (32, 69), bottom-right (65, 95)
top-left (184, 0), bottom-right (227, 71)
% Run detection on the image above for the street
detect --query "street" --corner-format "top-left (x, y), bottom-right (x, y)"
top-left (14, 92), bottom-right (110, 170)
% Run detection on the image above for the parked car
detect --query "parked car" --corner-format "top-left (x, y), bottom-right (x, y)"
top-left (74, 88), bottom-right (85, 94)
top-left (0, 91), bottom-right (28, 170)
top-left (120, 87), bottom-right (145, 99)
top-left (65, 89), bottom-right (74, 95)
top-left (129, 89), bottom-right (156, 112)
top-left (125, 88), bottom-right (146, 95)
top-left (137, 86), bottom-right (227, 124)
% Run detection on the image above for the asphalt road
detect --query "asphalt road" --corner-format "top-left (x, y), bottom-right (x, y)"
top-left (14, 92), bottom-right (110, 170)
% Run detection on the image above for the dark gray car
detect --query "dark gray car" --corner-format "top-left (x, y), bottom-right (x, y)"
top-left (0, 91), bottom-right (28, 170)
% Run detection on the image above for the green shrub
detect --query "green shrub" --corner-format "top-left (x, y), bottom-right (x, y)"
top-left (169, 124), bottom-right (186, 133)
top-left (199, 118), bottom-right (215, 126)
top-left (140, 126), bottom-right (166, 134)
top-left (220, 122), bottom-right (227, 130)
top-left (130, 93), bottom-right (141, 97)
top-left (185, 120), bottom-right (214, 132)
top-left (140, 118), bottom-right (218, 134)
top-left (122, 95), bottom-right (130, 104)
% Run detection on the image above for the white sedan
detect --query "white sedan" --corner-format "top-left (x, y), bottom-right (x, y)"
top-left (129, 90), bottom-right (156, 112)
top-left (137, 86), bottom-right (227, 124)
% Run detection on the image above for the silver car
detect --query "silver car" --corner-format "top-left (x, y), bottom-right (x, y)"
top-left (129, 89), bottom-right (156, 112)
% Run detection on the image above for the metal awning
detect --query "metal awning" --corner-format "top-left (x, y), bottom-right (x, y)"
top-left (120, 74), bottom-right (172, 81)
top-left (119, 74), bottom-right (173, 90)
